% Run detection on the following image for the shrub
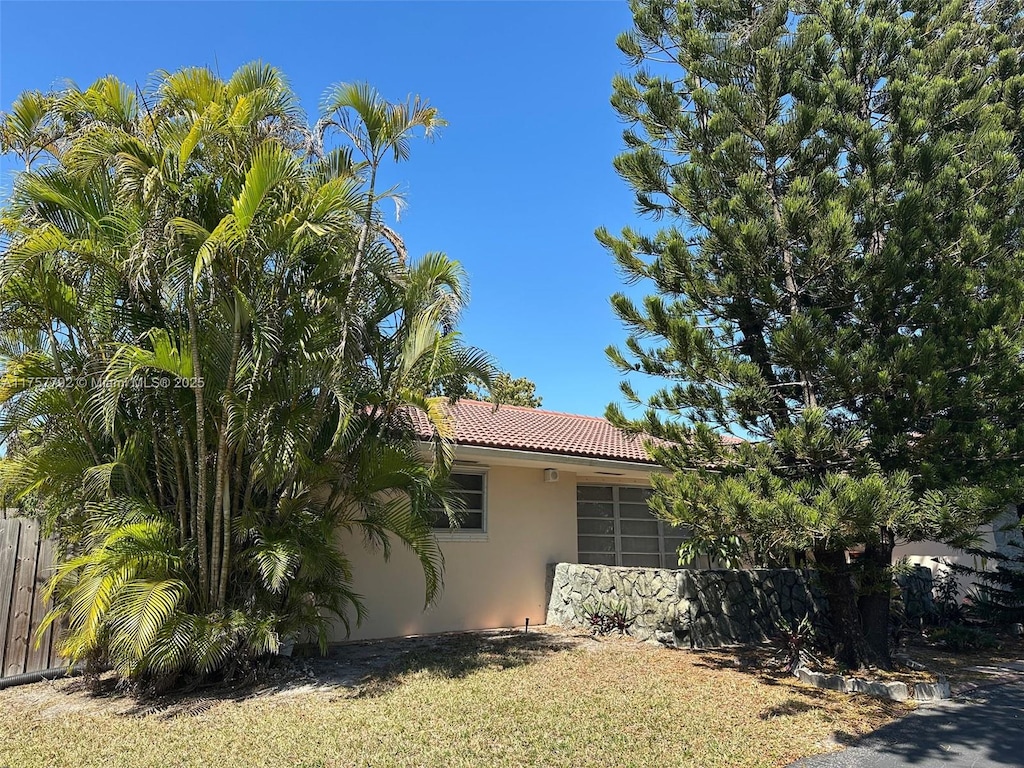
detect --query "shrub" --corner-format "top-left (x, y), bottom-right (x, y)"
top-left (932, 568), bottom-right (964, 627)
top-left (930, 625), bottom-right (1000, 653)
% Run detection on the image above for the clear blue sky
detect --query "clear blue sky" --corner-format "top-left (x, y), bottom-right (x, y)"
top-left (1, 1), bottom-right (655, 418)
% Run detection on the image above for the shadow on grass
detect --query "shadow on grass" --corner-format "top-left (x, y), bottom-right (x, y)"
top-left (759, 697), bottom-right (816, 719)
top-left (328, 630), bottom-right (578, 699)
top-left (687, 644), bottom-right (912, 729)
top-left (58, 629), bottom-right (581, 718)
top-left (690, 644), bottom-right (794, 685)
top-left (56, 670), bottom-right (295, 720)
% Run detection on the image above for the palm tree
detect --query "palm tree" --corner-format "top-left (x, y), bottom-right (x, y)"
top-left (0, 63), bottom-right (492, 687)
top-left (317, 82), bottom-right (446, 359)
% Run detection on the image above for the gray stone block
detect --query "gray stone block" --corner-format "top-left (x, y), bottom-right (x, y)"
top-left (913, 680), bottom-right (951, 701)
top-left (797, 668), bottom-right (825, 687)
top-left (847, 678), bottom-right (909, 701)
top-left (654, 629), bottom-right (675, 647)
top-left (822, 674), bottom-right (848, 692)
top-left (882, 681), bottom-right (909, 701)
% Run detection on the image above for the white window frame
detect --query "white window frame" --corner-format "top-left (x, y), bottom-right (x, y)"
top-left (576, 484), bottom-right (685, 568)
top-left (433, 469), bottom-right (488, 542)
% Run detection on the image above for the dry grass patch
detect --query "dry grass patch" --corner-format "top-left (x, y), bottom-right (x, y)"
top-left (693, 643), bottom-right (938, 689)
top-left (0, 629), bottom-right (910, 768)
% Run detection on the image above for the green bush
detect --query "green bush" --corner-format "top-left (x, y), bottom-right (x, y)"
top-left (930, 625), bottom-right (999, 653)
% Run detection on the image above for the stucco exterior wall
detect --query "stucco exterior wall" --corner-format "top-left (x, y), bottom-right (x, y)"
top-left (331, 463), bottom-right (579, 641)
top-left (894, 506), bottom-right (1020, 593)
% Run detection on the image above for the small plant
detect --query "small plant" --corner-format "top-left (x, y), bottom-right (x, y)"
top-left (932, 568), bottom-right (963, 627)
top-left (579, 600), bottom-right (633, 636)
top-left (930, 624), bottom-right (1000, 653)
top-left (773, 613), bottom-right (821, 673)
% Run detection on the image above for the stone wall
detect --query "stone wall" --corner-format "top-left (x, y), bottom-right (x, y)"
top-left (547, 562), bottom-right (939, 648)
top-left (680, 568), bottom-right (830, 648)
top-left (547, 563), bottom-right (830, 648)
top-left (545, 564), bottom-right (684, 643)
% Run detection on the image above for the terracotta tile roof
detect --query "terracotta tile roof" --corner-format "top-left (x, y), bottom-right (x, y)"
top-left (407, 399), bottom-right (657, 463)
top-left (410, 399), bottom-right (740, 464)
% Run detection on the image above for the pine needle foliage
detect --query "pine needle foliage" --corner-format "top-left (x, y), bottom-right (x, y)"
top-left (601, 0), bottom-right (1024, 668)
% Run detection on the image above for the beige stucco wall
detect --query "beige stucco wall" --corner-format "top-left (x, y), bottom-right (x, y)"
top-left (331, 463), bottom-right (580, 642)
top-left (894, 506), bottom-right (1021, 593)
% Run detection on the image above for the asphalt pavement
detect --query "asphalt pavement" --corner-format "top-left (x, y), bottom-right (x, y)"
top-left (789, 682), bottom-right (1024, 768)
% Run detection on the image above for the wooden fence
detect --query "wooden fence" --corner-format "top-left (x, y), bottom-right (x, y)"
top-left (0, 511), bottom-right (62, 678)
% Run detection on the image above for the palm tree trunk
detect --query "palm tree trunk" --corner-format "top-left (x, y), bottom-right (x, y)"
top-left (217, 471), bottom-right (232, 607)
top-left (210, 301), bottom-right (243, 607)
top-left (150, 418), bottom-right (167, 512)
top-left (337, 165), bottom-right (377, 363)
top-left (171, 432), bottom-right (189, 546)
top-left (187, 292), bottom-right (210, 604)
top-left (181, 428), bottom-right (197, 532)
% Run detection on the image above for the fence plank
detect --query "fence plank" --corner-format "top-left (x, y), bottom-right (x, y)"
top-left (4, 520), bottom-right (40, 677)
top-left (0, 521), bottom-right (21, 670)
top-left (25, 535), bottom-right (56, 673)
top-left (42, 536), bottom-right (61, 670)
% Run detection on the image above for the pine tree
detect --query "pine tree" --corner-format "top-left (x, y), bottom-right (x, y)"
top-left (600, 0), bottom-right (1024, 668)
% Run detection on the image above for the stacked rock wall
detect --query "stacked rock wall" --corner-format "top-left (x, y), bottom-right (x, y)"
top-left (679, 568), bottom-right (830, 648)
top-left (545, 564), bottom-right (684, 642)
top-left (548, 562), bottom-right (937, 648)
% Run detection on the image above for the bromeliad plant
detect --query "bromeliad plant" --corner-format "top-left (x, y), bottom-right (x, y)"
top-left (773, 613), bottom-right (822, 674)
top-left (0, 63), bottom-right (493, 688)
top-left (580, 599), bottom-right (634, 636)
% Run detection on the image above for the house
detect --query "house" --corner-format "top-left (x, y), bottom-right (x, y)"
top-left (894, 509), bottom-right (1021, 594)
top-left (334, 399), bottom-right (1015, 642)
top-left (335, 399), bottom-right (685, 641)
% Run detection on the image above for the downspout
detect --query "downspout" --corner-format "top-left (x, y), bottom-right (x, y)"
top-left (0, 665), bottom-right (80, 690)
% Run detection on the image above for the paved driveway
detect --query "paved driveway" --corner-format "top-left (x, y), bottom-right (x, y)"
top-left (790, 682), bottom-right (1024, 768)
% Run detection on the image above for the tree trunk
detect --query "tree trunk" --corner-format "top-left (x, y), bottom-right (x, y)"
top-left (858, 538), bottom-right (895, 669)
top-left (187, 294), bottom-right (209, 604)
top-left (337, 164), bottom-right (377, 363)
top-left (211, 300), bottom-right (243, 607)
top-left (814, 545), bottom-right (883, 670)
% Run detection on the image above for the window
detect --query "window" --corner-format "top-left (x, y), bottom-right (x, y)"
top-left (577, 485), bottom-right (689, 568)
top-left (432, 471), bottom-right (486, 534)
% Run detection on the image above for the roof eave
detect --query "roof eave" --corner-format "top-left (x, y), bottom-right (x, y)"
top-left (416, 440), bottom-right (665, 476)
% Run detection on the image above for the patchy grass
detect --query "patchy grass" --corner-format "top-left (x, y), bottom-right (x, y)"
top-left (694, 643), bottom-right (937, 688)
top-left (0, 629), bottom-right (910, 768)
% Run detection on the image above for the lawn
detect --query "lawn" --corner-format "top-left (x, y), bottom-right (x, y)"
top-left (0, 629), bottom-right (910, 768)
